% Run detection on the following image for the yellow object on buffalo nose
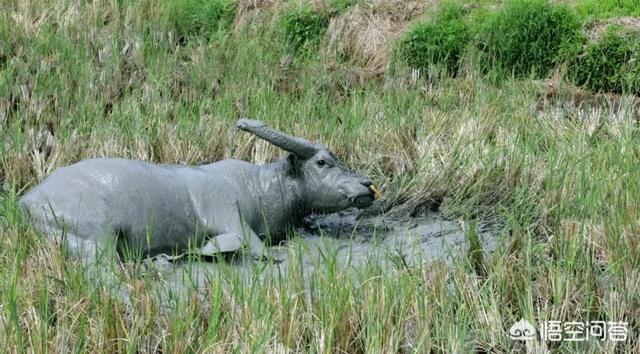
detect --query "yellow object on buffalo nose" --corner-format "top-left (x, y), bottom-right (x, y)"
top-left (369, 184), bottom-right (382, 199)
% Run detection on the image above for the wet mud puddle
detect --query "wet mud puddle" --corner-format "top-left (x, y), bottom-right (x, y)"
top-left (158, 210), bottom-right (500, 293)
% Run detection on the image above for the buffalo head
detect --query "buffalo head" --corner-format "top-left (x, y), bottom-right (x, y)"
top-left (237, 118), bottom-right (380, 214)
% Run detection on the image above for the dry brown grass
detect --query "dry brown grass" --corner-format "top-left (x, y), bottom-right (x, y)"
top-left (233, 0), bottom-right (283, 31)
top-left (584, 16), bottom-right (640, 41)
top-left (325, 0), bottom-right (433, 74)
top-left (533, 77), bottom-right (640, 125)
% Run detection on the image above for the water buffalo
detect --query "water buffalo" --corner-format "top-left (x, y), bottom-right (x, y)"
top-left (19, 119), bottom-right (380, 264)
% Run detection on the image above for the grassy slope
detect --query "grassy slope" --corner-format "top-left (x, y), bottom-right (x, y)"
top-left (1, 0), bottom-right (639, 352)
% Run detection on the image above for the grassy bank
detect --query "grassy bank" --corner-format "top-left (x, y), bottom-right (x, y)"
top-left (1, 0), bottom-right (639, 352)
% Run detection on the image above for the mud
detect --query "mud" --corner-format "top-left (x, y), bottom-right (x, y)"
top-left (151, 209), bottom-right (500, 296)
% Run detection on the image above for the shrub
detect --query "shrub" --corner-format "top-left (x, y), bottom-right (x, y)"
top-left (398, 4), bottom-right (470, 75)
top-left (164, 0), bottom-right (236, 40)
top-left (569, 26), bottom-right (640, 94)
top-left (280, 7), bottom-right (330, 54)
top-left (476, 0), bottom-right (582, 78)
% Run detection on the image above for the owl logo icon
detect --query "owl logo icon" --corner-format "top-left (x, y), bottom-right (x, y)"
top-left (509, 319), bottom-right (536, 341)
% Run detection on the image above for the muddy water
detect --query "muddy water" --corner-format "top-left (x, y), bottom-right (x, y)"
top-left (153, 209), bottom-right (499, 295)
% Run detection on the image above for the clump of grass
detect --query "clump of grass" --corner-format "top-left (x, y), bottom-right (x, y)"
top-left (476, 0), bottom-right (582, 78)
top-left (574, 0), bottom-right (640, 19)
top-left (163, 0), bottom-right (237, 40)
top-left (569, 26), bottom-right (640, 94)
top-left (325, 0), bottom-right (427, 73)
top-left (331, 0), bottom-right (358, 13)
top-left (280, 6), bottom-right (330, 54)
top-left (397, 4), bottom-right (471, 75)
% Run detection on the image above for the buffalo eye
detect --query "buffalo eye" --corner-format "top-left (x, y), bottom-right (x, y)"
top-left (316, 159), bottom-right (326, 167)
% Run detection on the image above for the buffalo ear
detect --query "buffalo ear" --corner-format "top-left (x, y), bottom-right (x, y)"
top-left (286, 153), bottom-right (302, 177)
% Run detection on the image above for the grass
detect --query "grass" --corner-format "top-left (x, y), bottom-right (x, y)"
top-left (279, 6), bottom-right (330, 55)
top-left (569, 25), bottom-right (640, 94)
top-left (1, 0), bottom-right (640, 352)
top-left (475, 0), bottom-right (583, 78)
top-left (163, 0), bottom-right (237, 40)
top-left (398, 3), bottom-right (471, 75)
top-left (572, 0), bottom-right (640, 19)
top-left (330, 0), bottom-right (358, 13)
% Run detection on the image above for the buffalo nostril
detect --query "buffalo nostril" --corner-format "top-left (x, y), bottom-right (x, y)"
top-left (360, 179), bottom-right (373, 187)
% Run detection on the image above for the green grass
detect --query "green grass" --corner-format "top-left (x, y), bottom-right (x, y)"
top-left (573, 0), bottom-right (640, 19)
top-left (330, 0), bottom-right (358, 13)
top-left (163, 0), bottom-right (237, 40)
top-left (569, 25), bottom-right (640, 94)
top-left (279, 6), bottom-right (330, 55)
top-left (398, 3), bottom-right (471, 75)
top-left (476, 0), bottom-right (582, 78)
top-left (1, 0), bottom-right (640, 352)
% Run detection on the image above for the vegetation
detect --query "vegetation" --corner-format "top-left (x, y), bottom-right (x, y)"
top-left (164, 0), bottom-right (237, 40)
top-left (476, 0), bottom-right (582, 78)
top-left (570, 26), bottom-right (640, 94)
top-left (1, 0), bottom-right (639, 352)
top-left (398, 4), bottom-right (471, 75)
top-left (280, 6), bottom-right (330, 54)
top-left (330, 0), bottom-right (358, 13)
top-left (573, 0), bottom-right (640, 19)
